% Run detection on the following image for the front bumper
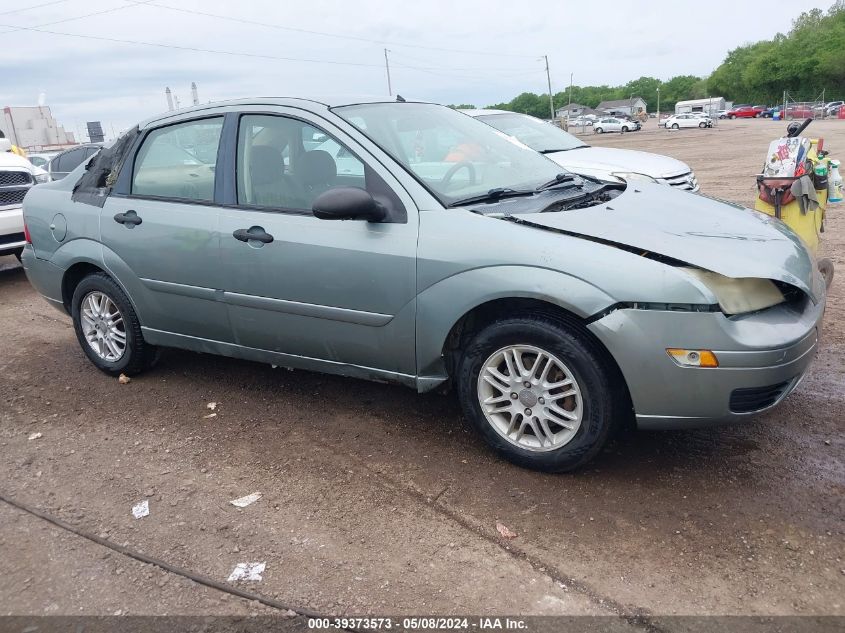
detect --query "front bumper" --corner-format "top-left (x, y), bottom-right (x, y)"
top-left (588, 285), bottom-right (826, 430)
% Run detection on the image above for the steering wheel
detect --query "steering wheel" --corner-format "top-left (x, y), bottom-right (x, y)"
top-left (441, 160), bottom-right (477, 190)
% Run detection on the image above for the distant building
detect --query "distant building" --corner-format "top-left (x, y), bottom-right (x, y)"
top-left (554, 103), bottom-right (600, 118)
top-left (597, 97), bottom-right (648, 116)
top-left (1, 106), bottom-right (76, 151)
top-left (674, 97), bottom-right (726, 115)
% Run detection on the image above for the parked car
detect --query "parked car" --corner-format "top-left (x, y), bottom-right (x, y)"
top-left (717, 110), bottom-right (728, 119)
top-left (1, 136), bottom-right (49, 259)
top-left (822, 101), bottom-right (844, 116)
top-left (592, 117), bottom-right (639, 133)
top-left (463, 109), bottom-right (699, 190)
top-left (663, 114), bottom-right (712, 129)
top-left (27, 151), bottom-right (59, 169)
top-left (21, 97), bottom-right (826, 472)
top-left (726, 105), bottom-right (765, 119)
top-left (47, 144), bottom-right (103, 180)
top-left (784, 105), bottom-right (815, 119)
top-left (567, 116), bottom-right (593, 127)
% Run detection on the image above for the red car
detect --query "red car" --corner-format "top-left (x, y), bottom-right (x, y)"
top-left (784, 105), bottom-right (815, 119)
top-left (726, 105), bottom-right (766, 119)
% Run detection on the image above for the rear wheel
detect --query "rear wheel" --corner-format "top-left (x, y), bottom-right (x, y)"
top-left (456, 315), bottom-right (620, 472)
top-left (71, 273), bottom-right (158, 376)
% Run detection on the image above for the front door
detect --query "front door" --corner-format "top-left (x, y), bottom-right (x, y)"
top-left (101, 116), bottom-right (232, 342)
top-left (218, 111), bottom-right (418, 379)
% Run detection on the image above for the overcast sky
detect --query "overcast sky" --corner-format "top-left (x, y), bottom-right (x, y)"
top-left (0, 0), bottom-right (833, 139)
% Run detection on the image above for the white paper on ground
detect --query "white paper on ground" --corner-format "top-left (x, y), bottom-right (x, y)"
top-left (131, 499), bottom-right (150, 519)
top-left (227, 562), bottom-right (266, 582)
top-left (230, 492), bottom-right (262, 508)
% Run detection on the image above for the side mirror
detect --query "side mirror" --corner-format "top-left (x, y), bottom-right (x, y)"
top-left (312, 187), bottom-right (387, 222)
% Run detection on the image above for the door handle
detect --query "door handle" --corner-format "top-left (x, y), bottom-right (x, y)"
top-left (233, 227), bottom-right (274, 244)
top-left (114, 210), bottom-right (142, 227)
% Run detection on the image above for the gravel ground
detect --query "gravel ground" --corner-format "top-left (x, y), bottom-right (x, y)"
top-left (0, 118), bottom-right (843, 623)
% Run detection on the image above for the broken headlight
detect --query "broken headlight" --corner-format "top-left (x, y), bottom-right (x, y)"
top-left (611, 171), bottom-right (657, 184)
top-left (683, 268), bottom-right (785, 315)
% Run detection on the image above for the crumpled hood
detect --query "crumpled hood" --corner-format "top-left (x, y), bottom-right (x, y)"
top-left (548, 146), bottom-right (692, 179)
top-left (518, 182), bottom-right (818, 301)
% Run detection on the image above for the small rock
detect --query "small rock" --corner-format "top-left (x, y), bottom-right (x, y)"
top-left (118, 374), bottom-right (131, 384)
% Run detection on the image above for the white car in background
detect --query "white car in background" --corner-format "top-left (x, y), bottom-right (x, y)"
top-left (592, 116), bottom-right (638, 134)
top-left (462, 109), bottom-right (699, 191)
top-left (1, 137), bottom-right (50, 259)
top-left (663, 114), bottom-right (712, 129)
top-left (27, 151), bottom-right (59, 169)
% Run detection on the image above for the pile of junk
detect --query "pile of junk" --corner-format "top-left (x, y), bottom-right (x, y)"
top-left (756, 117), bottom-right (841, 288)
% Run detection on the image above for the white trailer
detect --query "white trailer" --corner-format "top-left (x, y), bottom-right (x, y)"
top-left (675, 97), bottom-right (726, 116)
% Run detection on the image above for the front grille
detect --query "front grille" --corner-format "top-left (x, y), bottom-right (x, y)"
top-left (0, 232), bottom-right (25, 247)
top-left (729, 381), bottom-right (791, 413)
top-left (664, 171), bottom-right (698, 191)
top-left (0, 171), bottom-right (31, 186)
top-left (0, 189), bottom-right (28, 207)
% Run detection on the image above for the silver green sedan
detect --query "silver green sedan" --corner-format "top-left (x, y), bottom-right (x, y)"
top-left (20, 97), bottom-right (826, 472)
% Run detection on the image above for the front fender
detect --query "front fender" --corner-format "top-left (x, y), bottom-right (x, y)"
top-left (415, 265), bottom-right (616, 385)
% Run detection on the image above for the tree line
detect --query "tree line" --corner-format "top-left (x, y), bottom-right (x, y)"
top-left (451, 2), bottom-right (843, 118)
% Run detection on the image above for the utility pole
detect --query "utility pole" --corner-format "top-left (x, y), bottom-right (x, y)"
top-left (544, 55), bottom-right (554, 120)
top-left (656, 87), bottom-right (660, 127)
top-left (568, 72), bottom-right (573, 112)
top-left (384, 48), bottom-right (392, 96)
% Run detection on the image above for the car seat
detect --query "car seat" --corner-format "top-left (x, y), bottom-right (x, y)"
top-left (248, 145), bottom-right (305, 209)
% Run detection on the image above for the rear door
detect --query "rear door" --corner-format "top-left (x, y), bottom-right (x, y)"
top-left (217, 108), bottom-right (419, 378)
top-left (101, 116), bottom-right (232, 342)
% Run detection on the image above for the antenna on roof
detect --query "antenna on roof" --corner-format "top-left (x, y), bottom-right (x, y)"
top-left (396, 95), bottom-right (406, 103)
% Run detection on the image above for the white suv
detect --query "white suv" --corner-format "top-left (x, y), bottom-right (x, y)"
top-left (1, 138), bottom-right (49, 258)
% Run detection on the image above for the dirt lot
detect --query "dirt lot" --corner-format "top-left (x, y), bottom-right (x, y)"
top-left (1, 119), bottom-right (843, 625)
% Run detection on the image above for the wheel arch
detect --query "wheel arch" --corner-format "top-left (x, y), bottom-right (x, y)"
top-left (414, 266), bottom-right (626, 392)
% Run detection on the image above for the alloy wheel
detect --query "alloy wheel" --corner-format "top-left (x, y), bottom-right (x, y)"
top-left (80, 291), bottom-right (126, 362)
top-left (477, 345), bottom-right (583, 452)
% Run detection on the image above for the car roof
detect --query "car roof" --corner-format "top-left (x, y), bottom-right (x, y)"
top-left (138, 95), bottom-right (430, 129)
top-left (459, 109), bottom-right (512, 117)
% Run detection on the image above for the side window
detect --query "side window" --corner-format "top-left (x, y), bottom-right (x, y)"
top-left (132, 118), bottom-right (223, 201)
top-left (54, 149), bottom-right (80, 173)
top-left (236, 114), bottom-right (366, 211)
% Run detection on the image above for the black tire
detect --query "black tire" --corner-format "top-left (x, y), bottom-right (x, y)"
top-left (699, 122), bottom-right (706, 128)
top-left (672, 123), bottom-right (679, 129)
top-left (595, 127), bottom-right (603, 134)
top-left (729, 114), bottom-right (736, 119)
top-left (456, 315), bottom-right (621, 472)
top-left (71, 272), bottom-right (157, 376)
top-left (621, 126), bottom-right (629, 133)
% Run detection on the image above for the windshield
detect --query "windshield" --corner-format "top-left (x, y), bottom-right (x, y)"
top-left (474, 112), bottom-right (588, 153)
top-left (332, 103), bottom-right (568, 206)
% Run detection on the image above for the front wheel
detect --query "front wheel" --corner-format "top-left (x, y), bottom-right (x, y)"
top-left (621, 126), bottom-right (629, 133)
top-left (729, 114), bottom-right (736, 119)
top-left (594, 127), bottom-right (603, 134)
top-left (71, 272), bottom-right (159, 376)
top-left (456, 315), bottom-right (620, 472)
top-left (699, 121), bottom-right (706, 128)
top-left (672, 123), bottom-right (680, 129)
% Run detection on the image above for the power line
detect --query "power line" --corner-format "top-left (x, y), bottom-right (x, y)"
top-left (0, 0), bottom-right (72, 16)
top-left (0, 0), bottom-right (155, 36)
top-left (133, 0), bottom-right (539, 59)
top-left (0, 22), bottom-right (390, 68)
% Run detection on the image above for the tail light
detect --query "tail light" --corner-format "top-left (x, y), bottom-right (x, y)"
top-left (23, 218), bottom-right (32, 244)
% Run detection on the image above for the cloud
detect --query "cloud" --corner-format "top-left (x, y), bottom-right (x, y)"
top-left (0, 0), bottom-right (832, 134)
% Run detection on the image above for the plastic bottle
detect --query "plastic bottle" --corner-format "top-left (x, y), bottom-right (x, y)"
top-left (828, 159), bottom-right (843, 203)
